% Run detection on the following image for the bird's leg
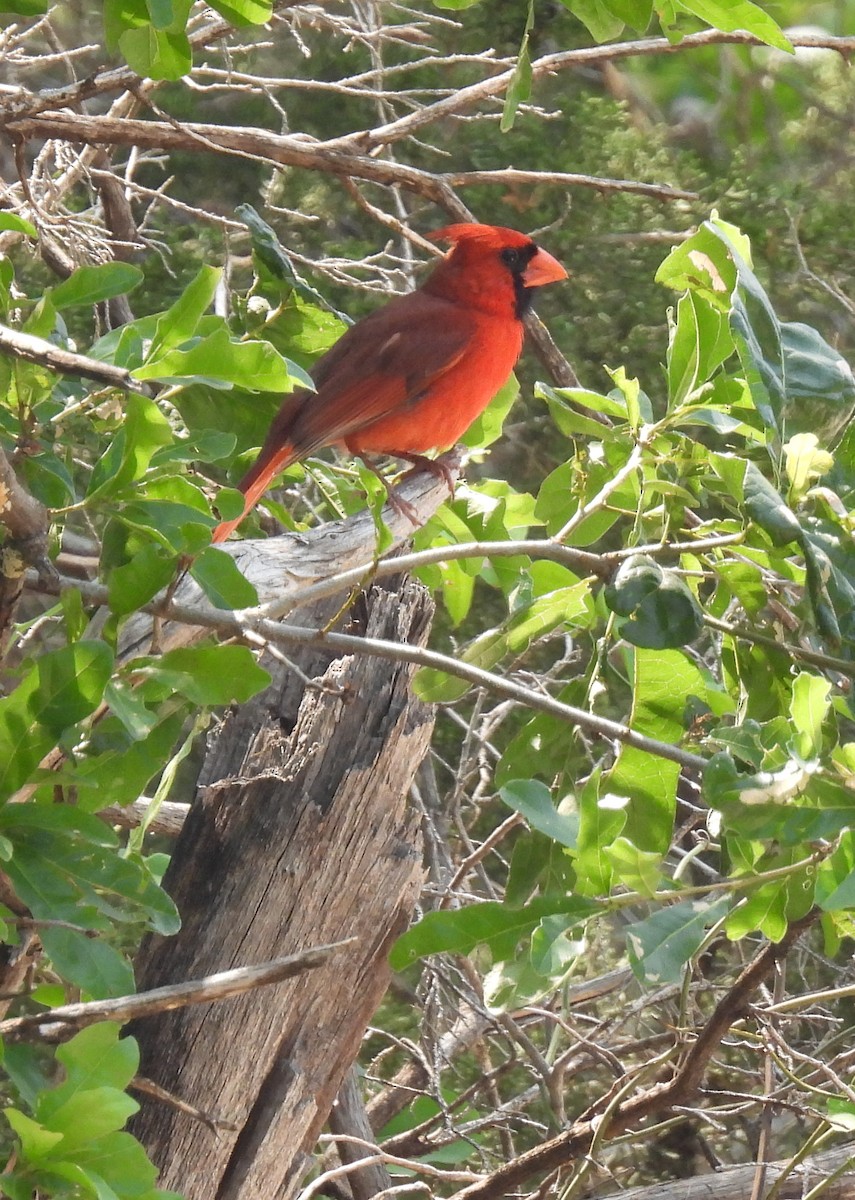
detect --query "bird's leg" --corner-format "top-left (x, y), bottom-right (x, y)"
top-left (358, 456), bottom-right (422, 527)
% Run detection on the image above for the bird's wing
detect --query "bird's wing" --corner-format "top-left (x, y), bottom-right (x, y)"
top-left (289, 289), bottom-right (475, 454)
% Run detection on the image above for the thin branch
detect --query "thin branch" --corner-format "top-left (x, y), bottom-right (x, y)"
top-left (100, 797), bottom-right (189, 836)
top-left (447, 910), bottom-right (819, 1200)
top-left (704, 612), bottom-right (855, 681)
top-left (0, 322), bottom-right (157, 397)
top-left (0, 0), bottom-right (306, 122)
top-left (443, 167), bottom-right (697, 203)
top-left (1, 112), bottom-right (696, 205)
top-left (30, 569), bottom-right (709, 772)
top-left (330, 31), bottom-right (855, 154)
top-left (253, 528), bottom-right (744, 621)
top-left (0, 941), bottom-right (354, 1040)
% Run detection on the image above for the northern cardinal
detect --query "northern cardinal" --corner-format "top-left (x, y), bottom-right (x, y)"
top-left (212, 223), bottom-right (566, 542)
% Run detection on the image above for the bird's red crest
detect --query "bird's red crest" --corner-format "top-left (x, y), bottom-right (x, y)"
top-left (429, 223), bottom-right (534, 251)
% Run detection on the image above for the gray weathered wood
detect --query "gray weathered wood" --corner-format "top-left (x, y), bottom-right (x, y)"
top-left (603, 1142), bottom-right (855, 1200)
top-left (328, 1067), bottom-right (394, 1200)
top-left (129, 571), bottom-right (435, 1198)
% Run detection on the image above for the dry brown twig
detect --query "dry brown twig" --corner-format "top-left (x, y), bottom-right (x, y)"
top-left (0, 941), bottom-right (353, 1041)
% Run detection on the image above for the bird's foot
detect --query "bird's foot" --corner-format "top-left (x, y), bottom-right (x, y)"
top-left (396, 452), bottom-right (457, 496)
top-left (386, 489), bottom-right (422, 527)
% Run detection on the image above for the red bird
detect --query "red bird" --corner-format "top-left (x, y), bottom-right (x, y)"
top-left (212, 223), bottom-right (566, 542)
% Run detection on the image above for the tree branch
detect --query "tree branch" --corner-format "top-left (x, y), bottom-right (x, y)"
top-left (1, 112), bottom-right (696, 205)
top-left (0, 941), bottom-right (353, 1041)
top-left (0, 322), bottom-right (158, 396)
top-left (330, 31), bottom-right (855, 153)
top-left (448, 910), bottom-right (819, 1200)
top-left (30, 566), bottom-right (708, 772)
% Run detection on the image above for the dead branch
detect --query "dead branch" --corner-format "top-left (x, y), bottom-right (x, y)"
top-left (0, 322), bottom-right (157, 396)
top-left (0, 942), bottom-right (352, 1040)
top-left (332, 31), bottom-right (855, 153)
top-left (448, 910), bottom-right (819, 1200)
top-left (601, 1142), bottom-right (855, 1200)
top-left (27, 549), bottom-right (709, 772)
top-left (1, 111), bottom-right (696, 204)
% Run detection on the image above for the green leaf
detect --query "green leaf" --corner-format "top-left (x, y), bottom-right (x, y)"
top-left (209, 0), bottom-right (271, 23)
top-left (501, 0), bottom-right (533, 131)
top-left (0, 213), bottom-right (37, 237)
top-left (146, 266), bottom-right (221, 360)
top-left (789, 673), bottom-right (831, 760)
top-left (826, 1100), bottom-right (855, 1132)
top-left (4, 1044), bottom-right (52, 1111)
top-left (103, 680), bottom-right (158, 741)
top-left (604, 554), bottom-right (703, 648)
top-left (711, 456), bottom-right (801, 545)
top-left (118, 23), bottom-right (192, 79)
top-left (547, 384), bottom-right (632, 421)
top-left (71, 712), bottom-right (187, 810)
top-left (778, 323), bottom-right (855, 443)
top-left (107, 544), bottom-right (178, 616)
top-left (87, 394), bottom-right (173, 501)
top-left (114, 500), bottom-right (213, 555)
top-left (50, 264), bottom-right (143, 311)
top-left (413, 580), bottom-right (593, 702)
top-left (72, 1131), bottom-right (159, 1195)
top-left (499, 779), bottom-right (578, 848)
top-left (560, 0), bottom-right (625, 42)
top-left (0, 805), bottom-right (116, 846)
top-left (724, 861), bottom-right (810, 940)
top-left (143, 644), bottom-right (270, 705)
top-left (816, 834), bottom-right (855, 912)
top-left (0, 808), bottom-right (179, 933)
top-left (626, 897), bottom-right (731, 985)
top-left (0, 642), bottom-right (114, 800)
top-left (608, 649), bottom-right (730, 853)
top-left (48, 1026), bottom-right (138, 1108)
top-left (539, 384), bottom-right (619, 441)
top-left (390, 895), bottom-right (598, 969)
top-left (607, 0), bottom-right (652, 30)
top-left (530, 913), bottom-right (585, 978)
top-left (35, 642), bottom-right (115, 737)
top-left (150, 428), bottom-right (236, 468)
top-left (40, 927), bottom-right (134, 1000)
top-left (0, 0), bottom-right (47, 11)
top-left (38, 1086), bottom-right (138, 1153)
top-left (506, 829), bottom-right (574, 904)
top-left (574, 772), bottom-right (624, 896)
top-left (656, 223), bottom-right (737, 312)
top-left (462, 374), bottom-right (519, 449)
top-left (700, 221), bottom-right (851, 442)
top-left (604, 837), bottom-right (663, 896)
top-left (238, 205), bottom-right (351, 324)
top-left (3, 1109), bottom-right (63, 1162)
top-left (784, 433), bottom-right (833, 500)
top-left (666, 291), bottom-right (734, 408)
top-left (136, 326), bottom-right (301, 392)
top-left (190, 547), bottom-right (259, 610)
top-left (672, 0), bottom-right (792, 52)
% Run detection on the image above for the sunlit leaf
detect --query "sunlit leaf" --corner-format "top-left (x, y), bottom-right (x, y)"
top-left (626, 897), bottom-right (731, 985)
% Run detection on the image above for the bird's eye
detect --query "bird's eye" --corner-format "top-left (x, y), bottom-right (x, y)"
top-left (500, 247), bottom-right (523, 271)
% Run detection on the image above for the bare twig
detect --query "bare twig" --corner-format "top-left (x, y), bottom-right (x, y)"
top-left (28, 568), bottom-right (709, 771)
top-left (0, 323), bottom-right (157, 397)
top-left (2, 111), bottom-right (695, 205)
top-left (0, 941), bottom-right (354, 1040)
top-left (447, 911), bottom-right (819, 1199)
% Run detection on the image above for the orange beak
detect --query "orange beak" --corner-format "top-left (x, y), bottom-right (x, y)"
top-left (523, 246), bottom-right (568, 288)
